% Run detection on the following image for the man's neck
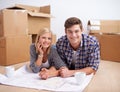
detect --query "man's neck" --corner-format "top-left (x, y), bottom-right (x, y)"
top-left (70, 43), bottom-right (80, 51)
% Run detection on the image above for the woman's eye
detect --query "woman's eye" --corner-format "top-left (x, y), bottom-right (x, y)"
top-left (48, 38), bottom-right (52, 40)
top-left (42, 37), bottom-right (46, 39)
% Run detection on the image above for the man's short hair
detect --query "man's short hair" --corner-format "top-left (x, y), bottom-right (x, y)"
top-left (64, 17), bottom-right (83, 30)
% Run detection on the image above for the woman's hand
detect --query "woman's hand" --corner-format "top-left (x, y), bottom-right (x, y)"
top-left (39, 68), bottom-right (49, 80)
top-left (37, 43), bottom-right (43, 55)
top-left (39, 67), bottom-right (59, 80)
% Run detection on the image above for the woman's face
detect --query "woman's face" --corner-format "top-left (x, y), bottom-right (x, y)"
top-left (38, 32), bottom-right (52, 49)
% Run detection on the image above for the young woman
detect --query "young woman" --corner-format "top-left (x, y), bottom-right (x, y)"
top-left (29, 28), bottom-right (66, 79)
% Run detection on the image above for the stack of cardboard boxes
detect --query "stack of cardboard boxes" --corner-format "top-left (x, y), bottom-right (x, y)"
top-left (15, 4), bottom-right (56, 44)
top-left (0, 4), bottom-right (56, 65)
top-left (88, 20), bottom-right (120, 62)
top-left (0, 7), bottom-right (32, 66)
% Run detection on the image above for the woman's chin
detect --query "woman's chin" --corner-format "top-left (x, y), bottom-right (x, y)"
top-left (43, 46), bottom-right (50, 48)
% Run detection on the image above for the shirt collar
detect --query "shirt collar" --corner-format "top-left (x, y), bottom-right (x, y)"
top-left (80, 34), bottom-right (83, 47)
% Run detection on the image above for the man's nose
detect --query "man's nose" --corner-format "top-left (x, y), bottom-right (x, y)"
top-left (72, 32), bottom-right (76, 37)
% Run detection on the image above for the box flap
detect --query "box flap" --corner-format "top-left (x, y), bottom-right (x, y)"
top-left (88, 20), bottom-right (101, 26)
top-left (28, 11), bottom-right (52, 18)
top-left (6, 6), bottom-right (25, 10)
top-left (40, 5), bottom-right (50, 14)
top-left (15, 4), bottom-right (53, 18)
top-left (15, 4), bottom-right (39, 12)
top-left (88, 26), bottom-right (100, 31)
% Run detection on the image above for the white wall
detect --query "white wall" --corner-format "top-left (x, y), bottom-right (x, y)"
top-left (0, 0), bottom-right (120, 39)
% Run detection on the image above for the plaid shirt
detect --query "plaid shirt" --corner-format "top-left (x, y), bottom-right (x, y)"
top-left (56, 34), bottom-right (100, 70)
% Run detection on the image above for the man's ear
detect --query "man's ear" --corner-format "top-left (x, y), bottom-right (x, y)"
top-left (81, 28), bottom-right (84, 32)
top-left (65, 29), bottom-right (67, 34)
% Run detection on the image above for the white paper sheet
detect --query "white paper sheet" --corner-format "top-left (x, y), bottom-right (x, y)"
top-left (0, 65), bottom-right (93, 92)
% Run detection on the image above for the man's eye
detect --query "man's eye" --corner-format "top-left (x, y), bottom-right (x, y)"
top-left (75, 31), bottom-right (79, 33)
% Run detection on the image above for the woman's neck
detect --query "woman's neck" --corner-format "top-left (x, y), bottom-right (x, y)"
top-left (43, 48), bottom-right (48, 54)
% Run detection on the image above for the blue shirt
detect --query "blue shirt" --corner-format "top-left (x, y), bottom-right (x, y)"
top-left (56, 34), bottom-right (100, 71)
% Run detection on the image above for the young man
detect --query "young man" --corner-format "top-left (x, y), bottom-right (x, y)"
top-left (56, 17), bottom-right (100, 77)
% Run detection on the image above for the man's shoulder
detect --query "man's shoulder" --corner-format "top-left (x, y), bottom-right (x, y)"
top-left (56, 35), bottom-right (69, 50)
top-left (82, 34), bottom-right (99, 45)
top-left (56, 35), bottom-right (68, 46)
top-left (57, 35), bottom-right (67, 42)
top-left (83, 34), bottom-right (98, 41)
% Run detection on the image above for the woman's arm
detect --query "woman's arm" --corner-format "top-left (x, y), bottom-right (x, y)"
top-left (39, 66), bottom-right (59, 80)
top-left (29, 44), bottom-right (42, 73)
top-left (50, 45), bottom-right (67, 69)
top-left (39, 45), bottom-right (67, 79)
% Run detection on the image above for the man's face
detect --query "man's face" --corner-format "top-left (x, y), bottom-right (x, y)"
top-left (65, 24), bottom-right (82, 48)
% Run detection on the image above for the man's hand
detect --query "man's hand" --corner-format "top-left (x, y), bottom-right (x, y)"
top-left (59, 67), bottom-right (74, 77)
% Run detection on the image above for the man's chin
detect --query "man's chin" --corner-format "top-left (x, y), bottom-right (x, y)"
top-left (71, 40), bottom-right (78, 43)
top-left (70, 42), bottom-right (78, 45)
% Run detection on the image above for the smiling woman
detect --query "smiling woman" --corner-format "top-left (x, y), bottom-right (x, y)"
top-left (29, 28), bottom-right (67, 80)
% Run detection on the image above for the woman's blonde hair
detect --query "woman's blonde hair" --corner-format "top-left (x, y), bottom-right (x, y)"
top-left (35, 28), bottom-right (53, 55)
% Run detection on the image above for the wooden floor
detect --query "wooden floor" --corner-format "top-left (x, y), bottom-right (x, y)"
top-left (0, 60), bottom-right (120, 92)
top-left (84, 60), bottom-right (120, 92)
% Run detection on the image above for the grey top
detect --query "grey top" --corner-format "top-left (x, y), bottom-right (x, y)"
top-left (29, 43), bottom-right (66, 73)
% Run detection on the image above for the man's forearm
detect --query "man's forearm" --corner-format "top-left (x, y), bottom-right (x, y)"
top-left (74, 67), bottom-right (96, 75)
top-left (49, 66), bottom-right (59, 77)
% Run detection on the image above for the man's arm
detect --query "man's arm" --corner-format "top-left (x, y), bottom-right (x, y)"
top-left (59, 67), bottom-right (96, 78)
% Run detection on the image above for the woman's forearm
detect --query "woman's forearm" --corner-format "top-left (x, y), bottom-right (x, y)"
top-left (35, 55), bottom-right (43, 66)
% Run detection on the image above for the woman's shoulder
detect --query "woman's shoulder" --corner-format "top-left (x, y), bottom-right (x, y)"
top-left (30, 43), bottom-right (36, 50)
top-left (48, 45), bottom-right (60, 58)
top-left (49, 45), bottom-right (59, 55)
top-left (50, 45), bottom-right (57, 51)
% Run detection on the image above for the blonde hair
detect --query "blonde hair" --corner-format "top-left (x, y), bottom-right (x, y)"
top-left (35, 28), bottom-right (53, 54)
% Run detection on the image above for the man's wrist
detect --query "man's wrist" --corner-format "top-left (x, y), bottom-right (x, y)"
top-left (49, 67), bottom-right (59, 77)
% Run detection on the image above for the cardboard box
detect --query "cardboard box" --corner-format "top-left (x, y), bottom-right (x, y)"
top-left (88, 20), bottom-right (120, 33)
top-left (15, 4), bottom-right (50, 13)
top-left (52, 34), bottom-right (56, 44)
top-left (0, 8), bottom-right (28, 37)
top-left (100, 34), bottom-right (120, 62)
top-left (15, 4), bottom-right (52, 34)
top-left (100, 20), bottom-right (120, 33)
top-left (89, 33), bottom-right (120, 62)
top-left (0, 35), bottom-right (32, 66)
